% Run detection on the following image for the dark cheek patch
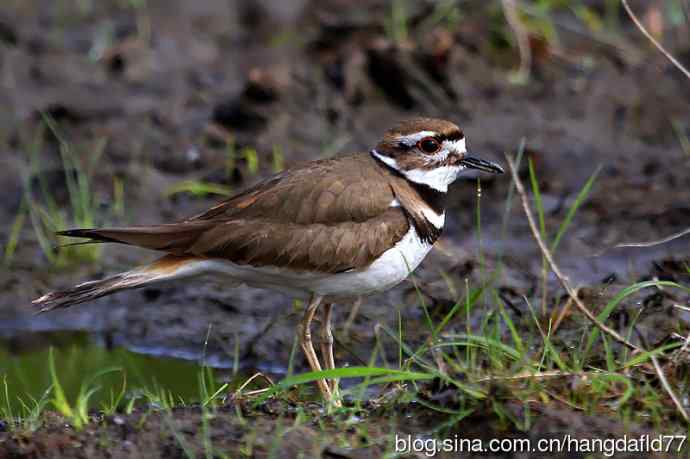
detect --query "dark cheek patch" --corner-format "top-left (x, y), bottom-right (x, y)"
top-left (444, 153), bottom-right (462, 167)
top-left (397, 154), bottom-right (430, 170)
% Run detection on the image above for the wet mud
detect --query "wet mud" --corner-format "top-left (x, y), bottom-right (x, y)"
top-left (0, 0), bottom-right (689, 457)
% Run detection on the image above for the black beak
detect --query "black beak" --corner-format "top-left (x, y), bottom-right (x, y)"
top-left (460, 156), bottom-right (504, 174)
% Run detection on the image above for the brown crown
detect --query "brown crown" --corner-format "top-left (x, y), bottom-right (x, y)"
top-left (382, 118), bottom-right (463, 142)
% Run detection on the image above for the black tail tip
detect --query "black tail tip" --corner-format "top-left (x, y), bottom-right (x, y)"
top-left (55, 229), bottom-right (119, 244)
top-left (56, 229), bottom-right (91, 238)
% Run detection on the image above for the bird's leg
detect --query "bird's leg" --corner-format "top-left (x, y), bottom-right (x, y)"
top-left (343, 297), bottom-right (363, 336)
top-left (298, 294), bottom-right (332, 401)
top-left (320, 303), bottom-right (340, 403)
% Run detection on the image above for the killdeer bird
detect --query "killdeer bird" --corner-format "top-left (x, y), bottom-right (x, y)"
top-left (33, 118), bottom-right (503, 404)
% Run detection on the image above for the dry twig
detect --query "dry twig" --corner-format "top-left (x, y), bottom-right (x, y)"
top-left (602, 227), bottom-right (690, 253)
top-left (543, 389), bottom-right (585, 411)
top-left (502, 0), bottom-right (531, 82)
top-left (508, 152), bottom-right (689, 423)
top-left (636, 328), bottom-right (689, 423)
top-left (234, 372), bottom-right (275, 398)
top-left (621, 0), bottom-right (690, 80)
top-left (551, 288), bottom-right (578, 334)
top-left (505, 154), bottom-right (641, 352)
top-left (477, 370), bottom-right (584, 383)
top-left (649, 353), bottom-right (689, 422)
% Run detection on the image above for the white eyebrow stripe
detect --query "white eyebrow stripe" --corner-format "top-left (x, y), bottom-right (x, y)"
top-left (396, 131), bottom-right (438, 145)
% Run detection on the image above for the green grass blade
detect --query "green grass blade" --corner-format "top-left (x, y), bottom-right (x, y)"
top-left (550, 165), bottom-right (601, 253)
top-left (166, 180), bottom-right (233, 198)
top-left (528, 157), bottom-right (546, 238)
top-left (48, 347), bottom-right (77, 427)
top-left (498, 301), bottom-right (525, 355)
top-left (202, 383), bottom-right (229, 408)
top-left (439, 335), bottom-right (522, 361)
top-left (623, 342), bottom-right (683, 368)
top-left (595, 372), bottom-right (635, 407)
top-left (242, 147), bottom-right (259, 175)
top-left (254, 366), bottom-right (435, 404)
top-left (433, 286), bottom-right (483, 337)
top-left (377, 324), bottom-right (435, 370)
top-left (3, 200), bottom-right (27, 267)
top-left (272, 144), bottom-right (284, 173)
top-left (275, 367), bottom-right (433, 389)
top-left (583, 280), bottom-right (690, 360)
top-left (1, 375), bottom-right (13, 428)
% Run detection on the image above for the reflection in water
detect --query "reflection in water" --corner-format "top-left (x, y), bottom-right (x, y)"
top-left (0, 331), bottom-right (240, 412)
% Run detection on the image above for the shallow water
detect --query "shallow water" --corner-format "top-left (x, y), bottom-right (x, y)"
top-left (0, 331), bottom-right (235, 412)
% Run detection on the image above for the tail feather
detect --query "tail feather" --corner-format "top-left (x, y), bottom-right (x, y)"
top-left (56, 222), bottom-right (212, 254)
top-left (32, 254), bottom-right (204, 313)
top-left (32, 270), bottom-right (153, 313)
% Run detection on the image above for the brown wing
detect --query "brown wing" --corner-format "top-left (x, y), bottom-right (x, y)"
top-left (188, 153), bottom-right (395, 225)
top-left (187, 208), bottom-right (409, 272)
top-left (58, 152), bottom-right (408, 272)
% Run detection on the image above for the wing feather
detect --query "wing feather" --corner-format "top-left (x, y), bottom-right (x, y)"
top-left (56, 153), bottom-right (409, 272)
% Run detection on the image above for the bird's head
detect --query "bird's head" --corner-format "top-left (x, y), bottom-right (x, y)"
top-left (372, 118), bottom-right (504, 192)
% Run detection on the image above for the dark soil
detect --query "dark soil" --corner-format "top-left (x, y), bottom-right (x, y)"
top-left (0, 398), bottom-right (677, 459)
top-left (1, 0), bottom-right (689, 457)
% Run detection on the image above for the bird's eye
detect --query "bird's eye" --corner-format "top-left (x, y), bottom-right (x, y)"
top-left (418, 137), bottom-right (440, 154)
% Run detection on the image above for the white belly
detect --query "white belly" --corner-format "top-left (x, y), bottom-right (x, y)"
top-left (168, 226), bottom-right (434, 300)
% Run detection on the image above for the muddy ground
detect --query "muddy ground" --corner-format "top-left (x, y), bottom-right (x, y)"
top-left (0, 0), bottom-right (689, 457)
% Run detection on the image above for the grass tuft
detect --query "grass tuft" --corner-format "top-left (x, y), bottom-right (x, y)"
top-left (19, 115), bottom-right (121, 268)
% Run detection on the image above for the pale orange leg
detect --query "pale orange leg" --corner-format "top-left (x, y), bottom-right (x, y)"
top-left (343, 297), bottom-right (363, 336)
top-left (298, 294), bottom-right (332, 401)
top-left (320, 303), bottom-right (340, 405)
